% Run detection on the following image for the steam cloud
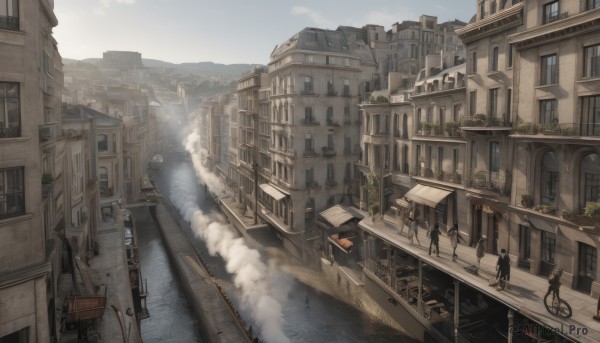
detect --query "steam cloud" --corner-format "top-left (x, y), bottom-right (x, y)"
top-left (168, 128), bottom-right (290, 343)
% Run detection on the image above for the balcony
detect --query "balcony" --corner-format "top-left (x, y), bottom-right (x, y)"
top-left (0, 15), bottom-right (19, 31)
top-left (0, 127), bottom-right (20, 139)
top-left (302, 119), bottom-right (320, 126)
top-left (326, 119), bottom-right (340, 127)
top-left (326, 89), bottom-right (338, 96)
top-left (325, 179), bottom-right (338, 187)
top-left (460, 114), bottom-right (511, 130)
top-left (322, 147), bottom-right (336, 158)
top-left (303, 149), bottom-right (318, 157)
top-left (516, 122), bottom-right (580, 136)
top-left (467, 170), bottom-right (509, 195)
top-left (39, 123), bottom-right (61, 143)
top-left (306, 181), bottom-right (320, 190)
top-left (544, 12), bottom-right (568, 25)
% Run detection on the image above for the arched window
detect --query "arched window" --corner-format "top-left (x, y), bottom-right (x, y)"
top-left (540, 152), bottom-right (559, 205)
top-left (580, 153), bottom-right (600, 212)
top-left (402, 113), bottom-right (408, 138)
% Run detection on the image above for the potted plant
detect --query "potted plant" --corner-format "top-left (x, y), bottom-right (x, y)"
top-left (521, 194), bottom-right (533, 208)
top-left (584, 202), bottom-right (600, 217)
top-left (431, 122), bottom-right (441, 135)
top-left (561, 209), bottom-right (575, 220)
top-left (445, 122), bottom-right (459, 136)
top-left (422, 122), bottom-right (432, 135)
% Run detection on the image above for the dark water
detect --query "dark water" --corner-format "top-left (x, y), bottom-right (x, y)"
top-left (135, 204), bottom-right (204, 343)
top-left (142, 152), bottom-right (417, 343)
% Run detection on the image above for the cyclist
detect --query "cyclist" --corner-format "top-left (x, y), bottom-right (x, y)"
top-left (546, 267), bottom-right (563, 301)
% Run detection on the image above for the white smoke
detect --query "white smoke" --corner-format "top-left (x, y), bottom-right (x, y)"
top-left (168, 128), bottom-right (291, 343)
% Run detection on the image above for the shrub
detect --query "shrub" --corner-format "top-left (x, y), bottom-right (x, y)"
top-left (584, 202), bottom-right (600, 217)
top-left (521, 194), bottom-right (533, 208)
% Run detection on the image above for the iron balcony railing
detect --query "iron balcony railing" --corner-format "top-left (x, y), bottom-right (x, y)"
top-left (460, 115), bottom-right (510, 128)
top-left (0, 127), bottom-right (20, 139)
top-left (322, 147), bottom-right (336, 157)
top-left (0, 15), bottom-right (18, 31)
top-left (516, 122), bottom-right (581, 136)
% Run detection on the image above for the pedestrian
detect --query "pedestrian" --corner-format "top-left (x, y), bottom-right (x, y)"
top-left (448, 223), bottom-right (464, 260)
top-left (475, 236), bottom-right (486, 268)
top-left (496, 248), bottom-right (511, 290)
top-left (428, 223), bottom-right (441, 257)
top-left (409, 217), bottom-right (421, 246)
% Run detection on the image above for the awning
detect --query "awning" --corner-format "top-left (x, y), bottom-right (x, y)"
top-left (260, 184), bottom-right (286, 201)
top-left (319, 205), bottom-right (355, 228)
top-left (404, 184), bottom-right (452, 208)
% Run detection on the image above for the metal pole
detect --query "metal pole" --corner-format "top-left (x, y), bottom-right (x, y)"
top-left (507, 309), bottom-right (514, 343)
top-left (454, 280), bottom-right (460, 343)
top-left (418, 259), bottom-right (423, 316)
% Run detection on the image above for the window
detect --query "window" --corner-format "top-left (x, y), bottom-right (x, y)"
top-left (303, 76), bottom-right (313, 93)
top-left (471, 141), bottom-right (477, 170)
top-left (540, 54), bottom-right (558, 85)
top-left (344, 106), bottom-right (350, 123)
top-left (541, 152), bottom-right (559, 205)
top-left (99, 167), bottom-right (109, 197)
top-left (479, 1), bottom-right (486, 19)
top-left (343, 80), bottom-right (350, 96)
top-left (304, 107), bottom-right (313, 123)
top-left (0, 0), bottom-right (19, 30)
top-left (327, 133), bottom-right (334, 149)
top-left (508, 43), bottom-right (513, 67)
top-left (345, 162), bottom-right (352, 180)
top-left (453, 104), bottom-right (461, 122)
top-left (326, 163), bottom-right (334, 184)
top-left (469, 91), bottom-right (477, 115)
top-left (580, 153), bottom-right (600, 212)
top-left (326, 107), bottom-right (333, 124)
top-left (489, 88), bottom-right (499, 118)
top-left (304, 133), bottom-right (312, 152)
top-left (584, 44), bottom-right (600, 78)
top-left (305, 168), bottom-right (314, 187)
top-left (471, 51), bottom-right (477, 74)
top-left (506, 89), bottom-right (512, 121)
top-left (452, 149), bottom-right (459, 173)
top-left (344, 58), bottom-right (350, 67)
top-left (588, 0), bottom-right (600, 9)
top-left (326, 56), bottom-right (335, 65)
top-left (327, 80), bottom-right (335, 95)
top-left (543, 1), bottom-right (559, 24)
top-left (491, 47), bottom-right (499, 71)
top-left (0, 167), bottom-right (24, 219)
top-left (518, 225), bottom-right (531, 267)
top-left (578, 242), bottom-right (597, 293)
top-left (490, 142), bottom-right (499, 173)
top-left (344, 136), bottom-right (351, 154)
top-left (541, 231), bottom-right (556, 272)
top-left (490, 0), bottom-right (497, 14)
top-left (305, 54), bottom-right (314, 64)
top-left (97, 134), bottom-right (108, 152)
top-left (0, 82), bottom-right (20, 138)
top-left (581, 95), bottom-right (600, 136)
top-left (540, 99), bottom-right (557, 124)
top-left (437, 147), bottom-right (443, 175)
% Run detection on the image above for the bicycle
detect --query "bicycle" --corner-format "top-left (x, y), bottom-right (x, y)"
top-left (544, 291), bottom-right (572, 318)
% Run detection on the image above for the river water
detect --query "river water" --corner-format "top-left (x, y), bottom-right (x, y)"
top-left (137, 152), bottom-right (416, 343)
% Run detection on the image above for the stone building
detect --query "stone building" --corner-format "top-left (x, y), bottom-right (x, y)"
top-left (507, 0), bottom-right (600, 296)
top-left (264, 27), bottom-right (377, 256)
top-left (456, 0), bottom-right (523, 250)
top-left (0, 0), bottom-right (64, 340)
top-left (102, 50), bottom-right (144, 71)
top-left (387, 16), bottom-right (467, 78)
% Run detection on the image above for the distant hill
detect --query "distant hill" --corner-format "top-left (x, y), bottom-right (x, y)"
top-left (62, 57), bottom-right (256, 78)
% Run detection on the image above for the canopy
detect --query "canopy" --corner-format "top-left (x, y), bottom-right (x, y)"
top-left (405, 184), bottom-right (452, 208)
top-left (319, 205), bottom-right (356, 228)
top-left (260, 184), bottom-right (286, 201)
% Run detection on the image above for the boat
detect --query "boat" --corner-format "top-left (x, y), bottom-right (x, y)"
top-left (148, 154), bottom-right (163, 170)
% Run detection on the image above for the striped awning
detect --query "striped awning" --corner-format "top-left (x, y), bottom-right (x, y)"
top-left (404, 184), bottom-right (452, 208)
top-left (260, 184), bottom-right (286, 201)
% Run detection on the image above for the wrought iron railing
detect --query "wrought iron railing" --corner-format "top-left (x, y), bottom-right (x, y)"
top-left (0, 127), bottom-right (20, 139)
top-left (0, 15), bottom-right (19, 31)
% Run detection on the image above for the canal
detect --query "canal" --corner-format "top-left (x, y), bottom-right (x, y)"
top-left (136, 151), bottom-right (416, 342)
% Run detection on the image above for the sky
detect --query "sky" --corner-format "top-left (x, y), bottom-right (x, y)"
top-left (54, 0), bottom-right (475, 65)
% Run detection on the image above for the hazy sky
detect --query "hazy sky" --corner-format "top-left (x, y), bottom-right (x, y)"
top-left (54, 0), bottom-right (475, 65)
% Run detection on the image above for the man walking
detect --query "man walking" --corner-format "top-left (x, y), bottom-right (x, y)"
top-left (428, 223), bottom-right (441, 257)
top-left (496, 248), bottom-right (511, 290)
top-left (448, 223), bottom-right (463, 261)
top-left (409, 217), bottom-right (421, 246)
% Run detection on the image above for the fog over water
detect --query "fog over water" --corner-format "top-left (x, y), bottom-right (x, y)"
top-left (167, 129), bottom-right (291, 343)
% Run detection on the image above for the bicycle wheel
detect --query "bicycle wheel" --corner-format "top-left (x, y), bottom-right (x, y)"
top-left (556, 299), bottom-right (572, 319)
top-left (543, 293), bottom-right (554, 314)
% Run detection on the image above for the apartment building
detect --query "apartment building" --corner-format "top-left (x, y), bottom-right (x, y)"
top-left (263, 27), bottom-right (377, 256)
top-left (455, 0), bottom-right (523, 249)
top-left (507, 0), bottom-right (600, 296)
top-left (0, 0), bottom-right (63, 340)
top-left (387, 16), bottom-right (467, 77)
